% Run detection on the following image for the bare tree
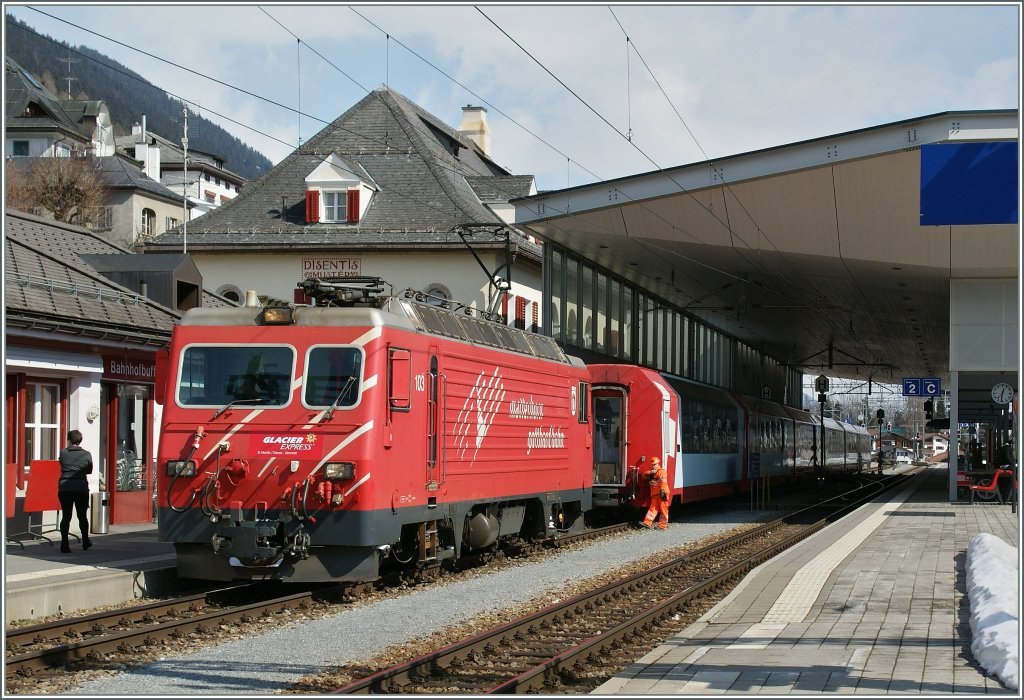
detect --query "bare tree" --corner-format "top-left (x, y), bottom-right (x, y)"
top-left (4, 159), bottom-right (34, 212)
top-left (8, 156), bottom-right (107, 227)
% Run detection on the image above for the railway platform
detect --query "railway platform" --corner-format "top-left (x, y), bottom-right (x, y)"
top-left (594, 464), bottom-right (1019, 695)
top-left (3, 523), bottom-right (176, 625)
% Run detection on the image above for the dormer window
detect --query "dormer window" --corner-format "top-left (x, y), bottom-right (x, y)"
top-left (321, 191), bottom-right (359, 223)
top-left (304, 154), bottom-right (375, 226)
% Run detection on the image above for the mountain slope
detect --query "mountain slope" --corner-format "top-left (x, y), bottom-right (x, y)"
top-left (5, 14), bottom-right (273, 180)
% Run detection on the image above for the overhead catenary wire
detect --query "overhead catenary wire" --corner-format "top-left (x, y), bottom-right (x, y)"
top-left (11, 10), bottom-right (616, 265)
top-left (350, 6), bottom-right (801, 302)
top-left (604, 6), bottom-right (860, 346)
top-left (13, 13), bottom-right (489, 227)
top-left (21, 7), bottom-right (797, 308)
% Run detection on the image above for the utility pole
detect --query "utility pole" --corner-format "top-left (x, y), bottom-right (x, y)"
top-left (61, 50), bottom-right (78, 98)
top-left (182, 104), bottom-right (189, 254)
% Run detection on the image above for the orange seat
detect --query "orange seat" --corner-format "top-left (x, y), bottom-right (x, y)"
top-left (969, 466), bottom-right (1014, 504)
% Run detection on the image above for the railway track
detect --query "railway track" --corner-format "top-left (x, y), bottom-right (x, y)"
top-left (3, 522), bottom-right (630, 685)
top-left (332, 473), bottom-right (913, 694)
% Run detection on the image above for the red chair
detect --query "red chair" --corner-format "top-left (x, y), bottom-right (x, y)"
top-left (969, 466), bottom-right (1014, 504)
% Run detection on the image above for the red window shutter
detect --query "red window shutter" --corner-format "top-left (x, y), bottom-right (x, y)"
top-left (531, 302), bottom-right (539, 333)
top-left (515, 296), bottom-right (527, 330)
top-left (305, 191), bottom-right (320, 223)
top-left (501, 292), bottom-right (509, 324)
top-left (347, 189), bottom-right (360, 223)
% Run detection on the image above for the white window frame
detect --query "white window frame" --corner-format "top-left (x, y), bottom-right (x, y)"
top-left (24, 381), bottom-right (62, 463)
top-left (141, 208), bottom-right (156, 237)
top-left (322, 190), bottom-right (346, 223)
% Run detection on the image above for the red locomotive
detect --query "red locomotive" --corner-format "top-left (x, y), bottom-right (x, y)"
top-left (156, 280), bottom-right (870, 584)
top-left (155, 279), bottom-right (592, 582)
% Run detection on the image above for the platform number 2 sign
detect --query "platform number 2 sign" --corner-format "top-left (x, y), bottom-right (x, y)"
top-left (902, 378), bottom-right (941, 397)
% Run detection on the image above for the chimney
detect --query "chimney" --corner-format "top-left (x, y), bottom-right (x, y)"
top-left (459, 105), bottom-right (491, 158)
top-left (139, 136), bottom-right (160, 182)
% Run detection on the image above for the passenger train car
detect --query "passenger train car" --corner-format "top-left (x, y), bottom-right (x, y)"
top-left (155, 280), bottom-right (592, 582)
top-left (589, 364), bottom-right (871, 511)
top-left (156, 281), bottom-right (870, 584)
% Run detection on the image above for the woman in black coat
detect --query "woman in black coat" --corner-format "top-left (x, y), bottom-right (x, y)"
top-left (57, 429), bottom-right (93, 553)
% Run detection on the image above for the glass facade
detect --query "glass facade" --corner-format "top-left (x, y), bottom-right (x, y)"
top-left (544, 245), bottom-right (800, 403)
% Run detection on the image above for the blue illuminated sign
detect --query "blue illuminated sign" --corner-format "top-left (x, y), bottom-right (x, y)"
top-left (920, 142), bottom-right (1018, 226)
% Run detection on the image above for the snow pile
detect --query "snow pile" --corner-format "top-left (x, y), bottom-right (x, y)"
top-left (967, 533), bottom-right (1019, 690)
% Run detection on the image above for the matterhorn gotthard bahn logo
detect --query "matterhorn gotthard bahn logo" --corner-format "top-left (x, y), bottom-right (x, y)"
top-left (453, 367), bottom-right (566, 461)
top-left (454, 368), bottom-right (506, 461)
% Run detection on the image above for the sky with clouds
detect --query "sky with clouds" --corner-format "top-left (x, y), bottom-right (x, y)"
top-left (5, 3), bottom-right (1020, 192)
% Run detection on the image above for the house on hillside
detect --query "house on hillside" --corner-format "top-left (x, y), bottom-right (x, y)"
top-left (5, 56), bottom-right (114, 157)
top-left (4, 208), bottom-right (236, 528)
top-left (115, 117), bottom-right (244, 221)
top-left (143, 87), bottom-right (542, 325)
top-left (92, 154), bottom-right (194, 249)
top-left (6, 57), bottom-right (191, 249)
top-left (5, 55), bottom-right (91, 157)
top-left (6, 154), bottom-right (192, 251)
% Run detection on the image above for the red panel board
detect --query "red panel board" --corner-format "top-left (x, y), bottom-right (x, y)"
top-left (23, 460), bottom-right (61, 512)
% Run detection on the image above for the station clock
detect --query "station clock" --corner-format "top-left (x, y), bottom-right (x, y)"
top-left (990, 382), bottom-right (1014, 405)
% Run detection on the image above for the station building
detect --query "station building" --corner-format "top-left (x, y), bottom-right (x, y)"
top-left (4, 209), bottom-right (235, 528)
top-left (513, 109), bottom-right (1019, 500)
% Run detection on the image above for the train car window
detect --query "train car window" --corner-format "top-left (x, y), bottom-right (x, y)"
top-left (178, 345), bottom-right (293, 407)
top-left (303, 347), bottom-right (363, 408)
top-left (577, 382), bottom-right (589, 423)
top-left (664, 377), bottom-right (739, 454)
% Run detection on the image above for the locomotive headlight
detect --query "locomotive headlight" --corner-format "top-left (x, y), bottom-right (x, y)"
top-left (166, 460), bottom-right (197, 477)
top-left (259, 307), bottom-right (294, 325)
top-left (323, 462), bottom-right (355, 480)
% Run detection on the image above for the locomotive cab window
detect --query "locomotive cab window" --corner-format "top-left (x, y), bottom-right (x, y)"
top-left (177, 345), bottom-right (294, 408)
top-left (304, 346), bottom-right (364, 408)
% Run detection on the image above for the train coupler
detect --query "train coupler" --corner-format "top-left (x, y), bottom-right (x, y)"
top-left (211, 521), bottom-right (279, 562)
top-left (286, 530), bottom-right (311, 560)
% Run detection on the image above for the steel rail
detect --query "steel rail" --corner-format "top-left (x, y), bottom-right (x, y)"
top-left (4, 523), bottom-right (629, 681)
top-left (5, 588), bottom-right (323, 678)
top-left (333, 473), bottom-right (915, 694)
top-left (332, 519), bottom-right (814, 694)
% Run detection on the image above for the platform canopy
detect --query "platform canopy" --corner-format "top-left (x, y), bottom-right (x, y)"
top-left (513, 110), bottom-right (1019, 421)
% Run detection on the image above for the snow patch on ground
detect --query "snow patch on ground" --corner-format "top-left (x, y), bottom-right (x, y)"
top-left (967, 532), bottom-right (1019, 690)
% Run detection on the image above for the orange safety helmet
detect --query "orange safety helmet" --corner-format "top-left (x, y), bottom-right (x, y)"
top-left (650, 456), bottom-right (661, 466)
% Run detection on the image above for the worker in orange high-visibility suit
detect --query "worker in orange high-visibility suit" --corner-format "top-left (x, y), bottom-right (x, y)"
top-left (640, 456), bottom-right (670, 530)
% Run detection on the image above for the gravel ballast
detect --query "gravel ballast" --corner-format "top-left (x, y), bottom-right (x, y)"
top-left (67, 509), bottom-right (764, 695)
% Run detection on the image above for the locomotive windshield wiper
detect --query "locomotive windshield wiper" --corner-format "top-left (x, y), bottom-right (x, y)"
top-left (321, 376), bottom-right (357, 423)
top-left (212, 397), bottom-right (265, 420)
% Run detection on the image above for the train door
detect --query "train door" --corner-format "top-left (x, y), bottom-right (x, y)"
top-left (591, 386), bottom-right (627, 506)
